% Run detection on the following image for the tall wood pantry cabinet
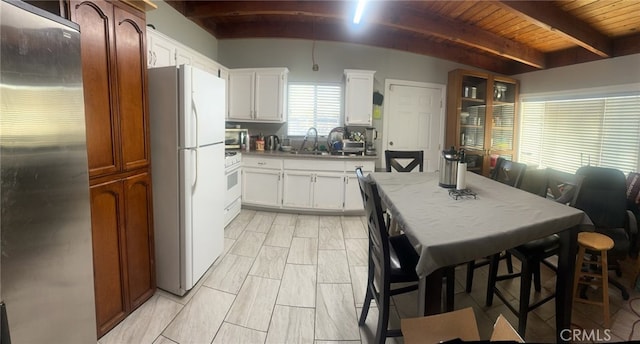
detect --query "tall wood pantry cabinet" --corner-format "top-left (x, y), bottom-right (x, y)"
top-left (445, 69), bottom-right (520, 176)
top-left (69, 0), bottom-right (155, 337)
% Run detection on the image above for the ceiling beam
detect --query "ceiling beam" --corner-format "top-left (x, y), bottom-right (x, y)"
top-left (495, 0), bottom-right (612, 58)
top-left (368, 3), bottom-right (545, 69)
top-left (183, 1), bottom-right (344, 19)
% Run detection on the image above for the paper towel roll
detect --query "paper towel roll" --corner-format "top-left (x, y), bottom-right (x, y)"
top-left (456, 162), bottom-right (467, 190)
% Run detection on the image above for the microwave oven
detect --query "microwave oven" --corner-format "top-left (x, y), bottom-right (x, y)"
top-left (225, 128), bottom-right (248, 149)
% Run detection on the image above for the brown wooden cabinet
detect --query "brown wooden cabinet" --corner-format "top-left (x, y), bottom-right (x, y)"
top-left (69, 0), bottom-right (154, 337)
top-left (445, 69), bottom-right (520, 176)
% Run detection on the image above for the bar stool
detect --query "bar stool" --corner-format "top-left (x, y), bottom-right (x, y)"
top-left (572, 232), bottom-right (615, 328)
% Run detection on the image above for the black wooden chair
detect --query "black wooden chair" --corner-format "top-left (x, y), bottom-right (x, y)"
top-left (574, 166), bottom-right (639, 300)
top-left (385, 150), bottom-right (424, 172)
top-left (355, 168), bottom-right (453, 344)
top-left (486, 168), bottom-right (583, 336)
top-left (465, 158), bottom-right (527, 293)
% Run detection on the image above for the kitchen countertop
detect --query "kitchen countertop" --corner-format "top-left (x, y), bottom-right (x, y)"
top-left (239, 150), bottom-right (377, 161)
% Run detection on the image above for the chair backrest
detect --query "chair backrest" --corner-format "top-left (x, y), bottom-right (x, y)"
top-left (385, 150), bottom-right (424, 172)
top-left (518, 168), bottom-right (548, 197)
top-left (574, 166), bottom-right (628, 229)
top-left (545, 168), bottom-right (583, 206)
top-left (355, 168), bottom-right (391, 293)
top-left (491, 157), bottom-right (526, 188)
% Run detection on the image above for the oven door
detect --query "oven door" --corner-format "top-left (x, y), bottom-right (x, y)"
top-left (225, 164), bottom-right (242, 207)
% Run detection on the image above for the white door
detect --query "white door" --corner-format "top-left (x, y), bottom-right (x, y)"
top-left (242, 168), bottom-right (281, 206)
top-left (148, 31), bottom-right (175, 68)
top-left (180, 143), bottom-right (224, 290)
top-left (181, 66), bottom-right (225, 147)
top-left (383, 80), bottom-right (445, 172)
top-left (344, 175), bottom-right (364, 211)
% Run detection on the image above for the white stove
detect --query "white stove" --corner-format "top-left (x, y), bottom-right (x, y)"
top-left (224, 151), bottom-right (242, 226)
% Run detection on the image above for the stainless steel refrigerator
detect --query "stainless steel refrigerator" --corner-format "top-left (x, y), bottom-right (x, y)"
top-left (1, 1), bottom-right (97, 342)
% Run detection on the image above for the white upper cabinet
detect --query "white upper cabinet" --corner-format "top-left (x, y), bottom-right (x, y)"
top-left (146, 29), bottom-right (224, 77)
top-left (344, 69), bottom-right (375, 126)
top-left (228, 68), bottom-right (288, 123)
top-left (147, 30), bottom-right (175, 68)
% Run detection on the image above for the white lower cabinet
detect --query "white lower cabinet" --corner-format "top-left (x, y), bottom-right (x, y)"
top-left (242, 169), bottom-right (282, 207)
top-left (282, 171), bottom-right (313, 208)
top-left (344, 175), bottom-right (364, 211)
top-left (242, 156), bottom-right (374, 212)
top-left (313, 173), bottom-right (345, 209)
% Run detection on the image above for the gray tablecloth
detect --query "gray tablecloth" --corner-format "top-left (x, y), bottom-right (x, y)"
top-left (370, 172), bottom-right (592, 279)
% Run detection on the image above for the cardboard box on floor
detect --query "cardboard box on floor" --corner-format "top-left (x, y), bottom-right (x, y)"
top-left (401, 307), bottom-right (524, 343)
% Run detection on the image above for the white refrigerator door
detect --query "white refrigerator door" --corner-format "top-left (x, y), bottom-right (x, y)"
top-left (179, 142), bottom-right (225, 289)
top-left (180, 65), bottom-right (225, 148)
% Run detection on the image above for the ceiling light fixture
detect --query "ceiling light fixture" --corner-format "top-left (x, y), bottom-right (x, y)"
top-left (353, 0), bottom-right (367, 24)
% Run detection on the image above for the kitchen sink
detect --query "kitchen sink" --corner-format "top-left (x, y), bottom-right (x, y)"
top-left (288, 150), bottom-right (328, 156)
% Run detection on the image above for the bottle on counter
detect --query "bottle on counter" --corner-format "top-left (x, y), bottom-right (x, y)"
top-left (256, 133), bottom-right (265, 151)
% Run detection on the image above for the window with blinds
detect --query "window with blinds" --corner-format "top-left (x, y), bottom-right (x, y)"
top-left (288, 83), bottom-right (342, 136)
top-left (518, 95), bottom-right (640, 174)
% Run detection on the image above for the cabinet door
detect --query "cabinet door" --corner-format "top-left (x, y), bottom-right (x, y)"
top-left (70, 0), bottom-right (120, 177)
top-left (345, 72), bottom-right (374, 126)
top-left (282, 171), bottom-right (313, 208)
top-left (90, 179), bottom-right (128, 336)
top-left (175, 46), bottom-right (193, 66)
top-left (123, 172), bottom-right (155, 309)
top-left (242, 168), bottom-right (281, 206)
top-left (313, 173), bottom-right (345, 209)
top-left (344, 175), bottom-right (364, 211)
top-left (147, 30), bottom-right (175, 68)
top-left (255, 70), bottom-right (284, 122)
top-left (114, 6), bottom-right (150, 171)
top-left (228, 71), bottom-right (254, 120)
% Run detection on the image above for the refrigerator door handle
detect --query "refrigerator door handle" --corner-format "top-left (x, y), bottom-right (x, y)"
top-left (186, 147), bottom-right (198, 190)
top-left (191, 97), bottom-right (199, 148)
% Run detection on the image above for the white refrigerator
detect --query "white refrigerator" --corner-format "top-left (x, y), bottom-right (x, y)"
top-left (148, 65), bottom-right (225, 296)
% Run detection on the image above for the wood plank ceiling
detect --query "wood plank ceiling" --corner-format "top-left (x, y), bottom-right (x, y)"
top-left (165, 0), bottom-right (640, 75)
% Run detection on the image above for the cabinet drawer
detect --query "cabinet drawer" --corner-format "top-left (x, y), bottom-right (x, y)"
top-left (243, 156), bottom-right (283, 169)
top-left (345, 161), bottom-right (375, 173)
top-left (284, 159), bottom-right (344, 172)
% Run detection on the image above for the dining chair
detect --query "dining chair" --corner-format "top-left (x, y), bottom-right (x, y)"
top-left (485, 168), bottom-right (583, 336)
top-left (355, 168), bottom-right (453, 344)
top-left (574, 166), bottom-right (639, 300)
top-left (385, 150), bottom-right (424, 172)
top-left (465, 158), bottom-right (527, 293)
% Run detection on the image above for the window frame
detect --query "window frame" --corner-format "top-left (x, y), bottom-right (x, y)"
top-left (517, 83), bottom-right (640, 174)
top-left (287, 82), bottom-right (343, 137)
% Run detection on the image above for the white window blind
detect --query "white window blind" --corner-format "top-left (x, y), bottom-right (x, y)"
top-left (518, 95), bottom-right (640, 174)
top-left (288, 83), bottom-right (341, 136)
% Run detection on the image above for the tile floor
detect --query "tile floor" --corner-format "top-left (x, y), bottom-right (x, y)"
top-left (99, 209), bottom-right (640, 344)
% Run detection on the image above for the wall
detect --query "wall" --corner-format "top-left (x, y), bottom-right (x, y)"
top-left (145, 0), bottom-right (218, 60)
top-left (220, 38), bottom-right (470, 151)
top-left (515, 54), bottom-right (640, 96)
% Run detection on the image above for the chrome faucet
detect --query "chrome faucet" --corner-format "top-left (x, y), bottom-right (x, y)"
top-left (299, 127), bottom-right (318, 151)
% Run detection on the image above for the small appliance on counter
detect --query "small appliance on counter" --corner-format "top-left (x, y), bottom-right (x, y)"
top-left (225, 128), bottom-right (248, 150)
top-left (342, 139), bottom-right (365, 154)
top-left (266, 135), bottom-right (280, 151)
top-left (364, 127), bottom-right (377, 156)
top-left (439, 147), bottom-right (462, 188)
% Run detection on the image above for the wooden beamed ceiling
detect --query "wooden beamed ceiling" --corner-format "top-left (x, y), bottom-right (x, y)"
top-left (165, 1), bottom-right (640, 75)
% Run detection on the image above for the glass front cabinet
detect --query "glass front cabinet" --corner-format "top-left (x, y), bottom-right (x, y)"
top-left (445, 69), bottom-right (519, 176)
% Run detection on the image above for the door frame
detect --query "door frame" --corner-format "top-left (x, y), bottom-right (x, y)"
top-left (381, 79), bottom-right (447, 171)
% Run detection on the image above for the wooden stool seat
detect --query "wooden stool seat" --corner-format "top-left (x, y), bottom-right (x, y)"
top-left (573, 232), bottom-right (614, 328)
top-left (578, 232), bottom-right (614, 251)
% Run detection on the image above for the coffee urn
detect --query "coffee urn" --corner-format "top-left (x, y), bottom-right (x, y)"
top-left (439, 147), bottom-right (461, 188)
top-left (364, 127), bottom-right (377, 156)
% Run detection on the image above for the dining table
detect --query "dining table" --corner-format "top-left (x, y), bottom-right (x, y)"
top-left (370, 171), bottom-right (593, 342)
